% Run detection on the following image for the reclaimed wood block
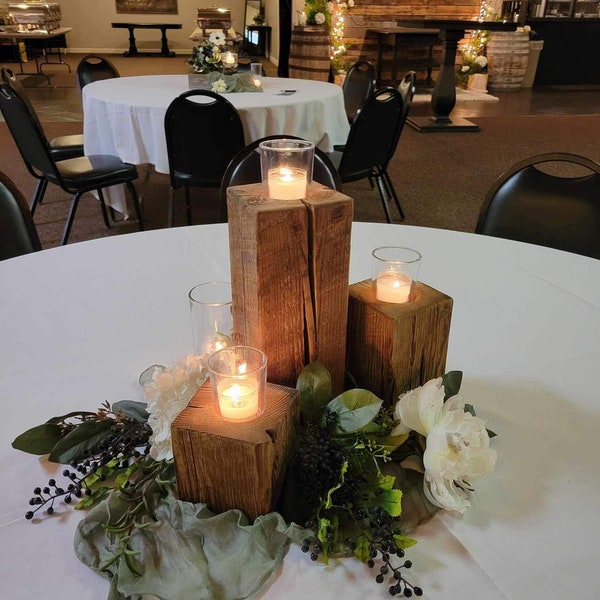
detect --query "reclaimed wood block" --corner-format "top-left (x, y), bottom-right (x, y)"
top-left (227, 182), bottom-right (352, 393)
top-left (171, 380), bottom-right (300, 521)
top-left (346, 279), bottom-right (453, 405)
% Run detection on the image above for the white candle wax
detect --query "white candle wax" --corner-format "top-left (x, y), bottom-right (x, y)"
top-left (376, 271), bottom-right (412, 304)
top-left (217, 379), bottom-right (259, 421)
top-left (267, 167), bottom-right (307, 200)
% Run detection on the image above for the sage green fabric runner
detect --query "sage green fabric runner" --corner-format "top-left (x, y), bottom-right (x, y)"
top-left (207, 71), bottom-right (263, 93)
top-left (74, 491), bottom-right (308, 600)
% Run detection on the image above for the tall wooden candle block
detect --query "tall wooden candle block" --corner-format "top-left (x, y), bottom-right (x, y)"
top-left (227, 182), bottom-right (352, 393)
top-left (346, 280), bottom-right (453, 405)
top-left (171, 380), bottom-right (300, 521)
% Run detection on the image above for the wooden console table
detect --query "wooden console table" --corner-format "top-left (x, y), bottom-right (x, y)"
top-left (111, 22), bottom-right (182, 57)
top-left (368, 27), bottom-right (441, 86)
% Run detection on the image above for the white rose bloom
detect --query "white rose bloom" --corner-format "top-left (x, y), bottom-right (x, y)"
top-left (394, 378), bottom-right (497, 513)
top-left (212, 79), bottom-right (228, 94)
top-left (474, 55), bottom-right (487, 67)
top-left (315, 12), bottom-right (326, 25)
top-left (348, 0), bottom-right (354, 6)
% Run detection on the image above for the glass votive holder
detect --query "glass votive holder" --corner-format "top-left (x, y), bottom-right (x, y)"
top-left (371, 246), bottom-right (422, 304)
top-left (259, 139), bottom-right (315, 200)
top-left (189, 282), bottom-right (233, 356)
top-left (222, 51), bottom-right (238, 74)
top-left (207, 346), bottom-right (267, 422)
top-left (250, 62), bottom-right (263, 87)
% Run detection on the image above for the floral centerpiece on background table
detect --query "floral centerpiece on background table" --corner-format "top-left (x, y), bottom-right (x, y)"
top-left (187, 31), bottom-right (229, 73)
top-left (12, 359), bottom-right (496, 599)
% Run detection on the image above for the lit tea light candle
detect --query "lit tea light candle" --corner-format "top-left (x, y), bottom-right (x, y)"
top-left (376, 270), bottom-right (412, 304)
top-left (222, 51), bottom-right (236, 66)
top-left (217, 378), bottom-right (259, 421)
top-left (267, 166), bottom-right (308, 200)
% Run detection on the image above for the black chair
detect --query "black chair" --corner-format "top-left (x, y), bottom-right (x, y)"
top-left (0, 170), bottom-right (42, 261)
top-left (476, 153), bottom-right (600, 259)
top-left (342, 60), bottom-right (377, 124)
top-left (0, 82), bottom-right (142, 245)
top-left (1, 67), bottom-right (84, 214)
top-left (164, 90), bottom-right (245, 226)
top-left (397, 70), bottom-right (417, 125)
top-left (328, 87), bottom-right (406, 223)
top-left (219, 135), bottom-right (343, 220)
top-left (76, 55), bottom-right (120, 91)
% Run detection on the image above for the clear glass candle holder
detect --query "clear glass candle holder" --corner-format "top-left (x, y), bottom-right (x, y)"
top-left (207, 346), bottom-right (267, 422)
top-left (222, 51), bottom-right (238, 74)
top-left (250, 62), bottom-right (263, 87)
top-left (371, 246), bottom-right (422, 304)
top-left (189, 282), bottom-right (233, 356)
top-left (259, 139), bottom-right (315, 200)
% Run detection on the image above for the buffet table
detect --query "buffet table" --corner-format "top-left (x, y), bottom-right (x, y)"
top-left (1, 223), bottom-right (599, 599)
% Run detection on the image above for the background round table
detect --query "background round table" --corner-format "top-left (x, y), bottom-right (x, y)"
top-left (1, 224), bottom-right (599, 599)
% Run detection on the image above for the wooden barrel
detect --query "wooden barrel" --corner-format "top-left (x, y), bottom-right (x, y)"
top-left (288, 26), bottom-right (331, 82)
top-left (487, 31), bottom-right (530, 92)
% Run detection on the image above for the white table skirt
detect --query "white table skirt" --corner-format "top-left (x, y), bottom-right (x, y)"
top-left (1, 224), bottom-right (600, 599)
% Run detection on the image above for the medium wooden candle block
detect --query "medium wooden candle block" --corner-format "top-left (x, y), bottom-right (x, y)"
top-left (171, 380), bottom-right (299, 521)
top-left (346, 280), bottom-right (453, 405)
top-left (227, 182), bottom-right (352, 393)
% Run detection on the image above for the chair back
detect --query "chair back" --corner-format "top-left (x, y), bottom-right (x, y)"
top-left (476, 152), bottom-right (600, 259)
top-left (337, 87), bottom-right (404, 182)
top-left (0, 83), bottom-right (58, 180)
top-left (0, 170), bottom-right (42, 260)
top-left (76, 55), bottom-right (120, 90)
top-left (342, 60), bottom-right (377, 124)
top-left (0, 67), bottom-right (44, 130)
top-left (164, 90), bottom-right (245, 188)
top-left (397, 70), bottom-right (417, 125)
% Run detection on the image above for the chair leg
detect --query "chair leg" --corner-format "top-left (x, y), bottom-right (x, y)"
top-left (185, 186), bottom-right (192, 226)
top-left (373, 172), bottom-right (393, 224)
top-left (30, 178), bottom-right (48, 216)
top-left (97, 188), bottom-right (111, 229)
top-left (61, 191), bottom-right (83, 245)
top-left (382, 169), bottom-right (405, 221)
top-left (126, 181), bottom-right (144, 231)
top-left (168, 187), bottom-right (176, 227)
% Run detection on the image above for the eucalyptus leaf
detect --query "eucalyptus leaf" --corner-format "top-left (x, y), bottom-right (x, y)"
top-left (112, 400), bottom-right (149, 423)
top-left (296, 361), bottom-right (332, 422)
top-left (11, 423), bottom-right (63, 455)
top-left (49, 419), bottom-right (114, 464)
top-left (442, 370), bottom-right (463, 400)
top-left (327, 389), bottom-right (383, 433)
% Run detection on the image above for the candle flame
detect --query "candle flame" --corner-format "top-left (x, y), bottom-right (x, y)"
top-left (279, 167), bottom-right (293, 182)
top-left (229, 384), bottom-right (241, 406)
top-left (392, 280), bottom-right (400, 289)
top-left (238, 362), bottom-right (247, 374)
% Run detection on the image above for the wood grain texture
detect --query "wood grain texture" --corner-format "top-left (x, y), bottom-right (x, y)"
top-left (346, 280), bottom-right (453, 405)
top-left (172, 381), bottom-right (300, 520)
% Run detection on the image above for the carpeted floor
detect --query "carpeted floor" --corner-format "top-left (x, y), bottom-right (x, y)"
top-left (2, 105), bottom-right (600, 249)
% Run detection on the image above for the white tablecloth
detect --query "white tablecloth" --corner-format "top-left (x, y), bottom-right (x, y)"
top-left (1, 224), bottom-right (600, 599)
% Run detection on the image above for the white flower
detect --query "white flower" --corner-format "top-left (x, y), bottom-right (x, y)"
top-left (315, 12), bottom-right (326, 25)
top-left (209, 31), bottom-right (226, 46)
top-left (474, 55), bottom-right (487, 68)
top-left (461, 65), bottom-right (470, 72)
top-left (348, 0), bottom-right (354, 6)
top-left (142, 354), bottom-right (208, 460)
top-left (211, 78), bottom-right (228, 94)
top-left (393, 378), bottom-right (496, 513)
top-left (326, 2), bottom-right (333, 12)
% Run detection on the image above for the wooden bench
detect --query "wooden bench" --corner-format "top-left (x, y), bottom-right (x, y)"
top-left (111, 23), bottom-right (182, 57)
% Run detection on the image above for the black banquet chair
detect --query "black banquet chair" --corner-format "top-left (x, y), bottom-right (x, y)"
top-left (1, 67), bottom-right (84, 213)
top-left (397, 70), bottom-right (417, 125)
top-left (342, 60), bottom-right (377, 124)
top-left (0, 170), bottom-right (42, 261)
top-left (219, 135), bottom-right (343, 220)
top-left (476, 152), bottom-right (600, 259)
top-left (164, 89), bottom-right (245, 226)
top-left (0, 82), bottom-right (142, 245)
top-left (76, 55), bottom-right (120, 91)
top-left (328, 87), bottom-right (407, 223)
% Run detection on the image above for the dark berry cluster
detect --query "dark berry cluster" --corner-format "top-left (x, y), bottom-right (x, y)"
top-left (25, 417), bottom-right (150, 520)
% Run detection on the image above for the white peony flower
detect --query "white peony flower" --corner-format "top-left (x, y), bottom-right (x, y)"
top-left (211, 78), bottom-right (228, 94)
top-left (474, 55), bottom-right (487, 68)
top-left (315, 12), bottom-right (326, 25)
top-left (393, 378), bottom-right (496, 513)
top-left (348, 0), bottom-right (354, 6)
top-left (142, 354), bottom-right (208, 460)
top-left (209, 31), bottom-right (226, 46)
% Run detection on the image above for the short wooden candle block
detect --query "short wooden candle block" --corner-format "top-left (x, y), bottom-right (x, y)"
top-left (346, 280), bottom-right (453, 405)
top-left (171, 380), bottom-right (299, 521)
top-left (227, 182), bottom-right (352, 394)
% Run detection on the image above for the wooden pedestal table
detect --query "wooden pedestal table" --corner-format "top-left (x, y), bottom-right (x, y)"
top-left (395, 19), bottom-right (517, 132)
top-left (111, 23), bottom-right (182, 57)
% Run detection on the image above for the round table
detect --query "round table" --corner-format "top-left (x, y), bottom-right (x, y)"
top-left (1, 224), bottom-right (600, 599)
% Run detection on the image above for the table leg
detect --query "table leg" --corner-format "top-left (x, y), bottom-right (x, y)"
top-left (159, 27), bottom-right (175, 57)
top-left (123, 26), bottom-right (139, 57)
top-left (407, 28), bottom-right (480, 132)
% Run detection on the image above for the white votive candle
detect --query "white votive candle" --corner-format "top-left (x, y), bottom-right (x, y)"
top-left (222, 51), bottom-right (235, 66)
top-left (267, 167), bottom-right (307, 200)
top-left (217, 379), bottom-right (259, 421)
top-left (376, 271), bottom-right (412, 304)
